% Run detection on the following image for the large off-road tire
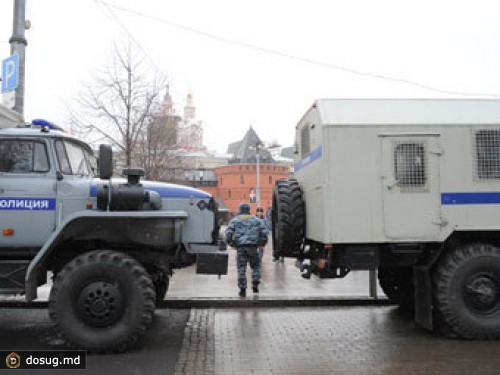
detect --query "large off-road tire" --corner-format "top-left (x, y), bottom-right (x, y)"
top-left (433, 243), bottom-right (500, 339)
top-left (378, 267), bottom-right (414, 311)
top-left (272, 179), bottom-right (305, 258)
top-left (49, 250), bottom-right (155, 353)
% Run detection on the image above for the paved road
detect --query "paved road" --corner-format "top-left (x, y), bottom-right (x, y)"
top-left (175, 306), bottom-right (500, 375)
top-left (0, 308), bottom-right (189, 375)
top-left (167, 241), bottom-right (384, 300)
top-left (0, 240), bottom-right (498, 374)
top-left (0, 305), bottom-right (498, 375)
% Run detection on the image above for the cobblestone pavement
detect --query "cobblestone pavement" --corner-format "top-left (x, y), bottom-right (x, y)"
top-left (174, 307), bottom-right (500, 375)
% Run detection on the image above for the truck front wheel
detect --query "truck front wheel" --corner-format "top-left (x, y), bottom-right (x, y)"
top-left (49, 250), bottom-right (155, 352)
top-left (433, 243), bottom-right (500, 339)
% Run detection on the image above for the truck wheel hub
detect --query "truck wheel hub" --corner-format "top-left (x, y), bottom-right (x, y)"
top-left (77, 281), bottom-right (124, 327)
top-left (464, 274), bottom-right (499, 313)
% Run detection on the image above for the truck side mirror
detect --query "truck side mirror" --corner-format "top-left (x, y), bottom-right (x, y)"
top-left (99, 144), bottom-right (113, 180)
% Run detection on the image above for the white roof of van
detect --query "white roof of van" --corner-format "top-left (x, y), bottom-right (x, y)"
top-left (313, 99), bottom-right (500, 126)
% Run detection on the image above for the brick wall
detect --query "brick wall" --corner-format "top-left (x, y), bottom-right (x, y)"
top-left (211, 164), bottom-right (289, 216)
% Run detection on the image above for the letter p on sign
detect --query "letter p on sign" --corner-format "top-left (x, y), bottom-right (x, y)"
top-left (1, 54), bottom-right (19, 93)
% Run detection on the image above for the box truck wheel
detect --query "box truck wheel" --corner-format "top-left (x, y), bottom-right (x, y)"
top-left (49, 250), bottom-right (155, 353)
top-left (433, 243), bottom-right (500, 339)
top-left (272, 179), bottom-right (305, 258)
top-left (378, 267), bottom-right (414, 311)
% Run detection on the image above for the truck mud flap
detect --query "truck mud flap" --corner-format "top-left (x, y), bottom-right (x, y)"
top-left (414, 265), bottom-right (433, 331)
top-left (187, 244), bottom-right (228, 276)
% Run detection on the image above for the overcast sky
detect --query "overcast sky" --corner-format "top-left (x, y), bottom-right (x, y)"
top-left (1, 0), bottom-right (500, 152)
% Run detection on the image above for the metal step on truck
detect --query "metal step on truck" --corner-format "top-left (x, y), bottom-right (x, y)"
top-left (0, 120), bottom-right (227, 352)
top-left (272, 99), bottom-right (500, 339)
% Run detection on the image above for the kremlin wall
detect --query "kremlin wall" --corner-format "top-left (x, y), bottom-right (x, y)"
top-left (202, 163), bottom-right (289, 218)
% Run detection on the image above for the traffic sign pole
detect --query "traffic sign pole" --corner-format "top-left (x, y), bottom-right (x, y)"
top-left (9, 0), bottom-right (27, 115)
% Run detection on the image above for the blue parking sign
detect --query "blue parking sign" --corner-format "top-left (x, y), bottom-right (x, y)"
top-left (1, 54), bottom-right (19, 93)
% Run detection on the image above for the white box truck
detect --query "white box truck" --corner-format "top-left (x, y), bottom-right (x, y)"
top-left (272, 99), bottom-right (500, 339)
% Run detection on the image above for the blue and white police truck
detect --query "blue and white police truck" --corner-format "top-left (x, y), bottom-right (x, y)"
top-left (0, 120), bottom-right (227, 352)
top-left (273, 99), bottom-right (500, 340)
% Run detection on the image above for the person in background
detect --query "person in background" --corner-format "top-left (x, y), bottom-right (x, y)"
top-left (256, 207), bottom-right (269, 263)
top-left (225, 203), bottom-right (268, 297)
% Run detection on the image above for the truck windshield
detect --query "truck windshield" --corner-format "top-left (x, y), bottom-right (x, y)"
top-left (55, 140), bottom-right (93, 177)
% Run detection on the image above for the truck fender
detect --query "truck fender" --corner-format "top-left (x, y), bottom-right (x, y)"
top-left (25, 210), bottom-right (188, 301)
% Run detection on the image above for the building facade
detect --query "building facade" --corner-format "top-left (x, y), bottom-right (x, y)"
top-left (0, 104), bottom-right (23, 128)
top-left (177, 92), bottom-right (205, 152)
top-left (193, 127), bottom-right (291, 216)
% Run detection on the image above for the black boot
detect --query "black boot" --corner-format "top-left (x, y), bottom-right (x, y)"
top-left (252, 282), bottom-right (259, 293)
top-left (239, 288), bottom-right (246, 297)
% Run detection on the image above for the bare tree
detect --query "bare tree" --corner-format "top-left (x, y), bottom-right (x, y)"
top-left (137, 113), bottom-right (187, 181)
top-left (70, 44), bottom-right (165, 167)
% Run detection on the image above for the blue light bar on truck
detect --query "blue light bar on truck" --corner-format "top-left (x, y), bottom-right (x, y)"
top-left (31, 119), bottom-right (65, 132)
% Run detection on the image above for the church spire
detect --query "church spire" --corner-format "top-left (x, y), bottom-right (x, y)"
top-left (162, 85), bottom-right (175, 116)
top-left (184, 90), bottom-right (196, 120)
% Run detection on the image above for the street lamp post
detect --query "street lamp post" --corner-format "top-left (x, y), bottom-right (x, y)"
top-left (256, 148), bottom-right (260, 206)
top-left (250, 142), bottom-right (264, 207)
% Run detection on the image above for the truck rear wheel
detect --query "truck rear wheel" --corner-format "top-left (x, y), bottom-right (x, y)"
top-left (378, 267), bottom-right (414, 311)
top-left (433, 243), bottom-right (500, 339)
top-left (272, 179), bottom-right (305, 258)
top-left (49, 250), bottom-right (155, 353)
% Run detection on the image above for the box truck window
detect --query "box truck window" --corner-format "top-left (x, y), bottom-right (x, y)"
top-left (393, 142), bottom-right (426, 188)
top-left (475, 130), bottom-right (500, 179)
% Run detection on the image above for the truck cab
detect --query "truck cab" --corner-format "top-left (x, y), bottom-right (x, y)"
top-left (0, 121), bottom-right (227, 352)
top-left (0, 126), bottom-right (95, 248)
